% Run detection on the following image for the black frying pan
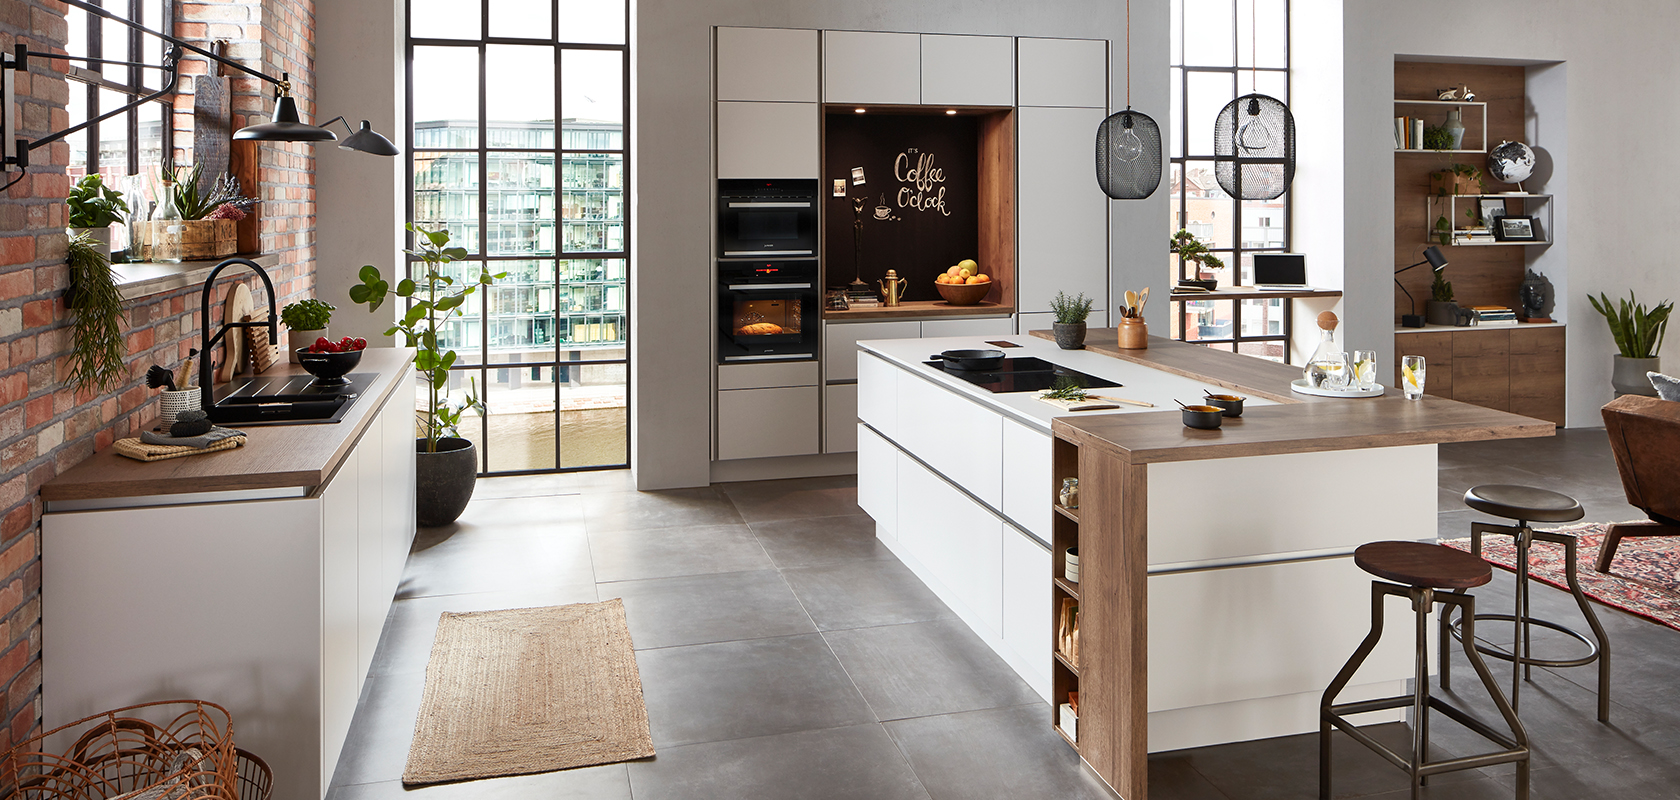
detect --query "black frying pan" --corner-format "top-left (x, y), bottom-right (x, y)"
top-left (931, 349), bottom-right (1006, 371)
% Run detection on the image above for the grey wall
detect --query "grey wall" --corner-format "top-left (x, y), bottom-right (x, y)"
top-left (1339, 0), bottom-right (1680, 426)
top-left (633, 1), bottom-right (1170, 489)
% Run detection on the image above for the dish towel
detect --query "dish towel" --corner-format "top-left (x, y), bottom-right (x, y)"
top-left (116, 428), bottom-right (248, 462)
top-left (140, 427), bottom-right (247, 449)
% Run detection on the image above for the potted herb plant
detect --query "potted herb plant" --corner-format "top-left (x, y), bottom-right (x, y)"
top-left (65, 231), bottom-right (128, 393)
top-left (280, 298), bottom-right (335, 364)
top-left (1051, 291), bottom-right (1094, 350)
top-left (350, 224), bottom-right (505, 526)
top-left (1589, 291), bottom-right (1672, 397)
top-left (1425, 262), bottom-right (1461, 326)
top-left (66, 174), bottom-right (128, 260)
top-left (1170, 229), bottom-right (1224, 289)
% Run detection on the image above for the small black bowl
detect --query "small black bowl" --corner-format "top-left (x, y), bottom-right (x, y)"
top-left (1181, 404), bottom-right (1225, 430)
top-left (1204, 392), bottom-right (1245, 417)
top-left (296, 347), bottom-right (362, 386)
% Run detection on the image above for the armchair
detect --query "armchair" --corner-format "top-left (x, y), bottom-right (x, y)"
top-left (1597, 394), bottom-right (1680, 572)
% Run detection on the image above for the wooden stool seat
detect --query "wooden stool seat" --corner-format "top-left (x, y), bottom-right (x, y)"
top-left (1463, 485), bottom-right (1585, 524)
top-left (1354, 541), bottom-right (1492, 589)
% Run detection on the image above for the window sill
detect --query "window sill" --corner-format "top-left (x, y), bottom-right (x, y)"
top-left (112, 254), bottom-right (279, 302)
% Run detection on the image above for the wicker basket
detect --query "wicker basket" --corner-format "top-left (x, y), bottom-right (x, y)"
top-left (231, 750), bottom-right (271, 800)
top-left (0, 700), bottom-right (237, 800)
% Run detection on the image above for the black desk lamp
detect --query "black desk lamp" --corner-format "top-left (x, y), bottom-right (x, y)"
top-left (1394, 246), bottom-right (1447, 328)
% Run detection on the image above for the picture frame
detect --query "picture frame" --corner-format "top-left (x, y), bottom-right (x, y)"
top-left (1493, 215), bottom-right (1539, 242)
top-left (1478, 198), bottom-right (1506, 226)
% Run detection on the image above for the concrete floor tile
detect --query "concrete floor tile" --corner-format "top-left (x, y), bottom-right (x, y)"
top-left (587, 523), bottom-right (772, 582)
top-left (627, 724), bottom-right (931, 800)
top-left (598, 569), bottom-right (816, 649)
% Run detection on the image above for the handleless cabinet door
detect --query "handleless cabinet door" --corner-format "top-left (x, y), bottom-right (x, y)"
top-left (1002, 524), bottom-right (1052, 699)
top-left (857, 352), bottom-right (900, 440)
top-left (1452, 329), bottom-right (1510, 411)
top-left (717, 27), bottom-right (818, 102)
top-left (1017, 38), bottom-right (1107, 108)
top-left (1509, 326), bottom-right (1565, 425)
top-left (1002, 418), bottom-right (1052, 543)
top-left (716, 386), bottom-right (820, 460)
top-left (920, 316), bottom-right (1015, 339)
top-left (824, 382), bottom-right (859, 453)
top-left (920, 34), bottom-right (1015, 107)
top-left (717, 101), bottom-right (819, 179)
top-left (823, 31), bottom-right (920, 105)
top-left (824, 321), bottom-right (921, 382)
top-left (1017, 106), bottom-right (1109, 314)
top-left (1395, 331), bottom-right (1453, 398)
top-left (856, 423), bottom-right (898, 537)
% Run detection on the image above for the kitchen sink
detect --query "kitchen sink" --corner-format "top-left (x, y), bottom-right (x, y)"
top-left (207, 373), bottom-right (374, 426)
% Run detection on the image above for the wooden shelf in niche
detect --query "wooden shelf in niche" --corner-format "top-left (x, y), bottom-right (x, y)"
top-left (1053, 649), bottom-right (1079, 677)
top-left (1053, 575), bottom-right (1080, 601)
top-left (1054, 504), bottom-right (1079, 523)
top-left (1054, 724), bottom-right (1078, 749)
top-left (1050, 433), bottom-right (1082, 753)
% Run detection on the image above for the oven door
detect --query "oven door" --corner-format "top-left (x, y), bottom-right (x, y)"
top-left (718, 282), bottom-right (818, 362)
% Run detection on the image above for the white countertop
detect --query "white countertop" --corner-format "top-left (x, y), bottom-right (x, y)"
top-left (858, 335), bottom-right (1279, 434)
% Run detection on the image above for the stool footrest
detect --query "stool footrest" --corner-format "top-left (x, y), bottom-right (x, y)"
top-left (1449, 612), bottom-right (1602, 669)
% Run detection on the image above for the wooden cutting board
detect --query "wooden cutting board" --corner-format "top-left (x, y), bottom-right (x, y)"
top-left (247, 308), bottom-right (279, 374)
top-left (218, 283), bottom-right (253, 383)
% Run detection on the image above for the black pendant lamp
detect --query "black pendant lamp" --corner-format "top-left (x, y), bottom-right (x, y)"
top-left (1095, 0), bottom-right (1161, 199)
top-left (1213, 0), bottom-right (1295, 200)
top-left (233, 75), bottom-right (337, 142)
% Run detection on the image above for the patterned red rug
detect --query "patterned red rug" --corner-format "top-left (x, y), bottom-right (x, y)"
top-left (1441, 521), bottom-right (1680, 633)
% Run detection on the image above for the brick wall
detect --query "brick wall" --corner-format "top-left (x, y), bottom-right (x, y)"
top-left (0, 0), bottom-right (317, 747)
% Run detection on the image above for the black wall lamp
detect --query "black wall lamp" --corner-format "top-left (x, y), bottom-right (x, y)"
top-left (1394, 246), bottom-right (1448, 328)
top-left (0, 0), bottom-right (397, 180)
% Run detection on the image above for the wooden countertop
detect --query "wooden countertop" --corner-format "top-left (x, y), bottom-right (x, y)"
top-left (43, 348), bottom-right (416, 504)
top-left (823, 300), bottom-right (1014, 320)
top-left (1168, 287), bottom-right (1342, 301)
top-left (1030, 329), bottom-right (1553, 464)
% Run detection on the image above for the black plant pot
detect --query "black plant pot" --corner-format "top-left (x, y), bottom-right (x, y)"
top-left (1053, 322), bottom-right (1088, 350)
top-left (416, 437), bottom-right (477, 527)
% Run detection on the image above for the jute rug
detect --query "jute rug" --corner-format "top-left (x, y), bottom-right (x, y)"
top-left (402, 599), bottom-right (655, 785)
top-left (1441, 521), bottom-right (1680, 632)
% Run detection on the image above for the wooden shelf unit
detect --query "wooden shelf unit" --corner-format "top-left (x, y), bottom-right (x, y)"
top-left (1050, 435), bottom-right (1081, 747)
top-left (1424, 193), bottom-right (1552, 247)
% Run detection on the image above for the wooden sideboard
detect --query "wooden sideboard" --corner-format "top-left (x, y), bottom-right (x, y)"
top-left (1394, 324), bottom-right (1565, 425)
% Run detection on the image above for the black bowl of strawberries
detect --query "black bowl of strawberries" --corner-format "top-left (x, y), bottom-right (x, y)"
top-left (297, 336), bottom-right (368, 386)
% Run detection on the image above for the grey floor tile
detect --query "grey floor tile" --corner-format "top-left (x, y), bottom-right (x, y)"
top-left (326, 765), bottom-right (632, 800)
top-left (330, 670), bottom-right (429, 787)
top-left (583, 486), bottom-right (744, 533)
top-left (369, 585), bottom-right (599, 676)
top-left (717, 475), bottom-right (862, 524)
top-left (434, 493), bottom-right (588, 531)
top-left (1489, 749), bottom-right (1680, 799)
top-left (398, 527), bottom-right (595, 599)
top-left (587, 523), bottom-right (772, 582)
top-left (472, 469), bottom-right (634, 500)
top-left (634, 633), bottom-right (876, 748)
top-left (597, 569), bottom-right (815, 650)
top-left (1145, 756), bottom-right (1230, 800)
top-left (1180, 723), bottom-right (1487, 800)
top-left (1359, 775), bottom-right (1526, 799)
top-left (628, 724), bottom-right (931, 800)
top-left (781, 559), bottom-right (956, 632)
top-left (823, 619), bottom-right (1040, 721)
top-left (750, 513), bottom-right (892, 569)
top-left (884, 704), bottom-right (1117, 800)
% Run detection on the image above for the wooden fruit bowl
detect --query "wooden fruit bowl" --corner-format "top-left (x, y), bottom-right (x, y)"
top-left (936, 281), bottom-right (992, 306)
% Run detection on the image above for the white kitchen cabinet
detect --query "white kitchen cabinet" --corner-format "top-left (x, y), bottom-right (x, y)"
top-left (920, 34), bottom-right (1015, 107)
top-left (823, 320), bottom-right (920, 382)
top-left (1016, 105), bottom-right (1109, 314)
top-left (894, 369), bottom-right (1003, 510)
top-left (823, 382), bottom-right (858, 453)
top-left (896, 452), bottom-right (1003, 638)
top-left (716, 101), bottom-right (819, 179)
top-left (1002, 524), bottom-right (1052, 700)
top-left (1001, 418), bottom-right (1052, 542)
top-left (920, 316), bottom-right (1015, 338)
top-left (1017, 37), bottom-right (1108, 108)
top-left (822, 31), bottom-right (921, 105)
top-left (716, 385), bottom-right (820, 460)
top-left (856, 352), bottom-right (900, 440)
top-left (716, 27), bottom-right (819, 102)
top-left (856, 423), bottom-right (898, 539)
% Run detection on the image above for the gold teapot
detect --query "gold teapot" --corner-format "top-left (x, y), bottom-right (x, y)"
top-left (878, 269), bottom-right (907, 307)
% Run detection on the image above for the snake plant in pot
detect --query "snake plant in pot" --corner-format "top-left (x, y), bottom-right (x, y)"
top-left (1589, 291), bottom-right (1672, 397)
top-left (351, 224), bottom-right (506, 526)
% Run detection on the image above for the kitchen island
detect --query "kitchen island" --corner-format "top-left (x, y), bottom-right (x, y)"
top-left (40, 348), bottom-right (418, 800)
top-left (855, 331), bottom-right (1551, 799)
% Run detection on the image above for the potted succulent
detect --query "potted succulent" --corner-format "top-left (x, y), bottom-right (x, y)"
top-left (1051, 291), bottom-right (1094, 350)
top-left (350, 224), bottom-right (505, 526)
top-left (66, 174), bottom-right (129, 260)
top-left (280, 299), bottom-right (336, 364)
top-left (1170, 229), bottom-right (1224, 290)
top-left (1589, 291), bottom-right (1671, 397)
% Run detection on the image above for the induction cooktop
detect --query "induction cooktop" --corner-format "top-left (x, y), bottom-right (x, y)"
top-left (923, 357), bottom-right (1121, 394)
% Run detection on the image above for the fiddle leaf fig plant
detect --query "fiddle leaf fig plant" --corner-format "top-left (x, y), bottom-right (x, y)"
top-left (349, 224), bottom-right (506, 452)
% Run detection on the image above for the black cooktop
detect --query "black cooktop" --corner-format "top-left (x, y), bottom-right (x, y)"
top-left (924, 357), bottom-right (1121, 394)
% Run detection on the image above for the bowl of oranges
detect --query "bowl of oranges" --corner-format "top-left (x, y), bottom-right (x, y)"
top-left (934, 259), bottom-right (992, 306)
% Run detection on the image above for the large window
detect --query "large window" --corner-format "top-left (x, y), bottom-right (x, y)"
top-left (407, 0), bottom-right (629, 474)
top-left (1168, 0), bottom-right (1290, 360)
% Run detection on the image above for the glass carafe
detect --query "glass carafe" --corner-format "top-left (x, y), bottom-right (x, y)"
top-left (1304, 313), bottom-right (1345, 389)
top-left (151, 177), bottom-right (183, 263)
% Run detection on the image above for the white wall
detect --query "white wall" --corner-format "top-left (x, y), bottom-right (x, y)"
top-left (1340, 0), bottom-right (1680, 426)
top-left (635, 2), bottom-right (1170, 489)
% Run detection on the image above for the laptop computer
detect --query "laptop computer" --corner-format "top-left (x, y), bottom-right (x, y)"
top-left (1251, 253), bottom-right (1312, 290)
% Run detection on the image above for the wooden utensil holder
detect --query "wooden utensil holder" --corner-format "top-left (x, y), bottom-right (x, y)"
top-left (1117, 317), bottom-right (1148, 349)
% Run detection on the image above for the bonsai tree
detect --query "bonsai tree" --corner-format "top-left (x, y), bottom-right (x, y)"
top-left (1169, 229), bottom-right (1225, 276)
top-left (1051, 291), bottom-right (1094, 325)
top-left (1589, 291), bottom-right (1671, 359)
top-left (280, 298), bottom-right (335, 333)
top-left (349, 224), bottom-right (505, 452)
top-left (66, 174), bottom-right (128, 230)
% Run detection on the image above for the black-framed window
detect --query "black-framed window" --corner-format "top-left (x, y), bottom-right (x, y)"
top-left (64, 1), bottom-right (172, 206)
top-left (1168, 0), bottom-right (1291, 361)
top-left (407, 0), bottom-right (629, 475)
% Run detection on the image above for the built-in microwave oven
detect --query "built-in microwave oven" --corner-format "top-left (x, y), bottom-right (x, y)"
top-left (717, 260), bottom-right (819, 362)
top-left (717, 179), bottom-right (819, 259)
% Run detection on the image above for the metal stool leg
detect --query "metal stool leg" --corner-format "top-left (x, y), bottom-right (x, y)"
top-left (1321, 581), bottom-right (1389, 800)
top-left (1413, 587), bottom-right (1432, 794)
top-left (1537, 528), bottom-right (1612, 723)
top-left (1446, 591), bottom-right (1530, 799)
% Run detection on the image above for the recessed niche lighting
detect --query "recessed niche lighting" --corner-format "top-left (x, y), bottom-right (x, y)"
top-left (854, 108), bottom-right (866, 114)
top-left (945, 109), bottom-right (958, 116)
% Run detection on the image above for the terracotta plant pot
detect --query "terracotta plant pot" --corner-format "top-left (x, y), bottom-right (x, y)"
top-left (1053, 322), bottom-right (1087, 350)
top-left (288, 328), bottom-right (325, 364)
top-left (416, 437), bottom-right (477, 527)
top-left (1118, 318), bottom-right (1148, 350)
top-left (1612, 355), bottom-right (1660, 398)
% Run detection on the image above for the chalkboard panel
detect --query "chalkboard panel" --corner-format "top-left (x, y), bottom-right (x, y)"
top-left (824, 113), bottom-right (981, 302)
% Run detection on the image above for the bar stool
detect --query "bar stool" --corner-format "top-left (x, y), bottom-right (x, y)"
top-left (1439, 484), bottom-right (1610, 723)
top-left (1322, 541), bottom-right (1529, 800)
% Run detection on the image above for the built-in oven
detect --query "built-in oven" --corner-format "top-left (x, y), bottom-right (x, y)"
top-left (717, 179), bottom-right (819, 259)
top-left (717, 260), bottom-right (819, 362)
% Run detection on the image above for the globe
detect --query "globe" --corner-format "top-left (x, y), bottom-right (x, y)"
top-left (1487, 140), bottom-right (1536, 186)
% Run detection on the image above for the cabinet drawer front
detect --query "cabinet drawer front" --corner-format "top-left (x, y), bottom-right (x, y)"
top-left (1509, 326), bottom-right (1565, 425)
top-left (920, 34), bottom-right (1015, 107)
top-left (920, 316), bottom-right (1015, 339)
top-left (719, 361), bottom-right (820, 390)
top-left (896, 369), bottom-right (1004, 510)
top-left (716, 27), bottom-right (818, 102)
top-left (1452, 329), bottom-right (1510, 410)
top-left (856, 423), bottom-right (898, 536)
top-left (1001, 417), bottom-right (1052, 542)
top-left (716, 386), bottom-right (819, 460)
top-left (897, 452), bottom-right (1004, 637)
top-left (857, 352), bottom-right (900, 438)
top-left (717, 101), bottom-right (819, 179)
top-left (1002, 524), bottom-right (1052, 697)
top-left (824, 383), bottom-right (858, 453)
top-left (824, 321), bottom-right (921, 381)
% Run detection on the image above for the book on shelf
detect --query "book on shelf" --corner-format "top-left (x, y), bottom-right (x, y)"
top-left (1412, 119), bottom-right (1424, 150)
top-left (1394, 117), bottom-right (1406, 149)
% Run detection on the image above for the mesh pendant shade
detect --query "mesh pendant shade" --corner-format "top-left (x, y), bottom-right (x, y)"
top-left (1096, 108), bottom-right (1162, 200)
top-left (1214, 93), bottom-right (1295, 200)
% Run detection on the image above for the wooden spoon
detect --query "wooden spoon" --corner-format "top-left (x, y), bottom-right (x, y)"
top-left (1137, 286), bottom-right (1149, 315)
top-left (1125, 290), bottom-right (1139, 318)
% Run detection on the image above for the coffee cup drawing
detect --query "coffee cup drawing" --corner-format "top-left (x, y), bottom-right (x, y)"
top-left (874, 195), bottom-right (892, 220)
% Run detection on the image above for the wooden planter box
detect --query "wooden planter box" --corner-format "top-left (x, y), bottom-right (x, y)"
top-left (1430, 171), bottom-right (1481, 196)
top-left (148, 219), bottom-right (237, 261)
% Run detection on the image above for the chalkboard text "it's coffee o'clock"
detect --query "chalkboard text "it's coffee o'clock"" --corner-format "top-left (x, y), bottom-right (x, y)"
top-left (894, 150), bottom-right (951, 217)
